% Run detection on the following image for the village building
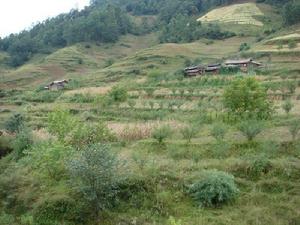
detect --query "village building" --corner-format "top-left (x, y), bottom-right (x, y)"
top-left (224, 58), bottom-right (262, 72)
top-left (45, 80), bottom-right (69, 91)
top-left (184, 65), bottom-right (205, 77)
top-left (205, 63), bottom-right (221, 74)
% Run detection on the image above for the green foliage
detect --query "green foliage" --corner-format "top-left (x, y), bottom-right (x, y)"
top-left (189, 170), bottom-right (239, 207)
top-left (47, 109), bottom-right (78, 141)
top-left (4, 113), bottom-right (25, 133)
top-left (211, 123), bottom-right (227, 141)
top-left (1, 5), bottom-right (134, 66)
top-left (67, 121), bottom-right (116, 148)
top-left (109, 86), bottom-right (128, 103)
top-left (239, 43), bottom-right (250, 51)
top-left (283, 1), bottom-right (300, 25)
top-left (25, 141), bottom-right (72, 180)
top-left (168, 216), bottom-right (182, 225)
top-left (223, 77), bottom-right (273, 120)
top-left (68, 144), bottom-right (121, 216)
top-left (152, 125), bottom-right (172, 144)
top-left (288, 119), bottom-right (300, 141)
top-left (12, 126), bottom-right (33, 160)
top-left (0, 136), bottom-right (13, 158)
top-left (127, 99), bottom-right (136, 109)
top-left (238, 120), bottom-right (264, 142)
top-left (282, 100), bottom-right (294, 115)
top-left (180, 125), bottom-right (198, 143)
top-left (0, 213), bottom-right (15, 225)
top-left (33, 196), bottom-right (88, 225)
top-left (249, 155), bottom-right (272, 177)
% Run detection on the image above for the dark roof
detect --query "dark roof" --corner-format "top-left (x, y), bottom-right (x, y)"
top-left (184, 65), bottom-right (205, 71)
top-left (207, 63), bottom-right (221, 67)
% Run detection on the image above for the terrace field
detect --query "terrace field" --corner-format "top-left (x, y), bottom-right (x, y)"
top-left (1, 2), bottom-right (300, 225)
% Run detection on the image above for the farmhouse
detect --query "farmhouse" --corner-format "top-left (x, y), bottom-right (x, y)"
top-left (224, 58), bottom-right (262, 72)
top-left (184, 65), bottom-right (206, 77)
top-left (45, 79), bottom-right (69, 90)
top-left (205, 63), bottom-right (221, 74)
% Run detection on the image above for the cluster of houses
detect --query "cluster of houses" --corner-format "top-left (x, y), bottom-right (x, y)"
top-left (184, 58), bottom-right (262, 77)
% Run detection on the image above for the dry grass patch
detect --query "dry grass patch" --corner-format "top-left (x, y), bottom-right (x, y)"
top-left (198, 3), bottom-right (264, 26)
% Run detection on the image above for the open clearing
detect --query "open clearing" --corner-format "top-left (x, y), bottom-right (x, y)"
top-left (197, 3), bottom-right (264, 26)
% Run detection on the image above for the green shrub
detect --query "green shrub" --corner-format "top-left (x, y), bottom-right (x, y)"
top-left (0, 136), bottom-right (13, 158)
top-left (5, 113), bottom-right (25, 133)
top-left (47, 109), bottom-right (78, 141)
top-left (27, 141), bottom-right (72, 180)
top-left (282, 100), bottom-right (294, 115)
top-left (288, 119), bottom-right (300, 141)
top-left (211, 123), bottom-right (227, 141)
top-left (108, 86), bottom-right (128, 103)
top-left (189, 170), bottom-right (239, 207)
top-left (238, 120), bottom-right (264, 142)
top-left (249, 155), bottom-right (272, 177)
top-left (127, 99), bottom-right (136, 109)
top-left (12, 126), bottom-right (33, 160)
top-left (180, 126), bottom-right (197, 143)
top-left (0, 213), bottom-right (15, 225)
top-left (68, 144), bottom-right (121, 216)
top-left (223, 77), bottom-right (273, 119)
top-left (239, 43), bottom-right (250, 51)
top-left (152, 125), bottom-right (172, 144)
top-left (67, 122), bottom-right (116, 148)
top-left (33, 196), bottom-right (88, 225)
top-left (288, 40), bottom-right (297, 49)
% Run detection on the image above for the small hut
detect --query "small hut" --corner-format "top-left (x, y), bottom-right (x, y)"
top-left (184, 65), bottom-right (206, 77)
top-left (205, 63), bottom-right (221, 74)
top-left (45, 80), bottom-right (69, 91)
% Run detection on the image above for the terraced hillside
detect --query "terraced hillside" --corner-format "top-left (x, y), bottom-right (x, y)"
top-left (1, 1), bottom-right (300, 225)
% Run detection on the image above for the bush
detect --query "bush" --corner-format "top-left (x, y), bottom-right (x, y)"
top-left (211, 123), bottom-right (227, 141)
top-left (288, 40), bottom-right (297, 49)
top-left (5, 113), bottom-right (24, 133)
top-left (67, 122), bottom-right (116, 148)
top-left (288, 119), bottom-right (300, 141)
top-left (249, 155), bottom-right (272, 177)
top-left (180, 126), bottom-right (197, 143)
top-left (33, 196), bottom-right (88, 225)
top-left (47, 109), bottom-right (78, 141)
top-left (109, 86), bottom-right (128, 103)
top-left (189, 170), bottom-right (239, 207)
top-left (223, 77), bottom-right (273, 119)
top-left (282, 100), bottom-right (294, 115)
top-left (0, 136), bottom-right (13, 158)
top-left (152, 125), bottom-right (172, 144)
top-left (68, 144), bottom-right (121, 216)
top-left (239, 43), bottom-right (250, 51)
top-left (238, 120), bottom-right (264, 142)
top-left (12, 126), bottom-right (33, 160)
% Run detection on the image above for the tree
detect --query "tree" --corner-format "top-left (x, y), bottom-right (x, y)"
top-left (68, 144), bottom-right (121, 217)
top-left (47, 109), bottom-right (78, 141)
top-left (211, 123), bottom-right (227, 141)
top-left (223, 77), bottom-right (273, 119)
top-left (288, 120), bottom-right (300, 142)
top-left (109, 86), bottom-right (128, 103)
top-left (152, 125), bottom-right (172, 144)
top-left (282, 100), bottom-right (294, 115)
top-left (4, 113), bottom-right (25, 133)
top-left (238, 120), bottom-right (264, 142)
top-left (180, 126), bottom-right (198, 143)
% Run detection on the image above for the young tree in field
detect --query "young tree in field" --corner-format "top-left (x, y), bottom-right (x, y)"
top-left (288, 120), bottom-right (300, 141)
top-left (68, 144), bottom-right (121, 217)
top-left (152, 125), bottom-right (172, 144)
top-left (223, 77), bottom-right (273, 120)
top-left (180, 126), bottom-right (198, 144)
top-left (238, 120), bottom-right (264, 142)
top-left (109, 86), bottom-right (128, 103)
top-left (282, 100), bottom-right (294, 115)
top-left (211, 123), bottom-right (227, 142)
